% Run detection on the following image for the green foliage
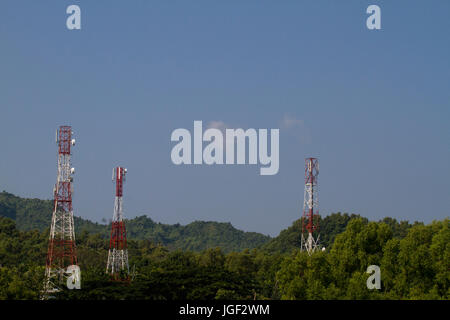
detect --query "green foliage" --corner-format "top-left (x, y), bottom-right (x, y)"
top-left (276, 218), bottom-right (449, 300)
top-left (125, 217), bottom-right (271, 253)
top-left (0, 192), bottom-right (448, 300)
top-left (0, 192), bottom-right (270, 253)
top-left (262, 213), bottom-right (367, 253)
top-left (0, 265), bottom-right (45, 299)
top-left (262, 212), bottom-right (420, 254)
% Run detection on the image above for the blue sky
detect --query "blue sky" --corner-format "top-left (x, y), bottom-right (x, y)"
top-left (0, 1), bottom-right (449, 236)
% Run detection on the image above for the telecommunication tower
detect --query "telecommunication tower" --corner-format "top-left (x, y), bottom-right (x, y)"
top-left (300, 157), bottom-right (320, 255)
top-left (43, 126), bottom-right (78, 296)
top-left (106, 167), bottom-right (130, 281)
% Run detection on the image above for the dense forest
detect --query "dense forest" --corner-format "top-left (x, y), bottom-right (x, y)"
top-left (0, 191), bottom-right (270, 252)
top-left (0, 192), bottom-right (448, 300)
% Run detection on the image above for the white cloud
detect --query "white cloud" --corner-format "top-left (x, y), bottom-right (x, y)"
top-left (206, 120), bottom-right (228, 133)
top-left (281, 114), bottom-right (311, 144)
top-left (282, 114), bottom-right (304, 129)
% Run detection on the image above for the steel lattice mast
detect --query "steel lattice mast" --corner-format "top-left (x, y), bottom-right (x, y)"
top-left (300, 157), bottom-right (320, 255)
top-left (106, 167), bottom-right (130, 280)
top-left (43, 126), bottom-right (78, 295)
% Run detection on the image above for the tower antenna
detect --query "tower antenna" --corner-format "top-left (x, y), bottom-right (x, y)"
top-left (300, 157), bottom-right (320, 255)
top-left (106, 167), bottom-right (130, 281)
top-left (43, 126), bottom-right (78, 297)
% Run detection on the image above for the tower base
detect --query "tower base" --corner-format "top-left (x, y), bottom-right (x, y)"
top-left (300, 232), bottom-right (320, 255)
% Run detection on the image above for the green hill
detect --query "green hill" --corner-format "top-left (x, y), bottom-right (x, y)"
top-left (0, 191), bottom-right (422, 254)
top-left (262, 212), bottom-right (422, 253)
top-left (1, 191), bottom-right (445, 300)
top-left (0, 213), bottom-right (446, 300)
top-left (0, 191), bottom-right (270, 253)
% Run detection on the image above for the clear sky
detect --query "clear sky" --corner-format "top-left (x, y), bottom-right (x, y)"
top-left (0, 1), bottom-right (449, 236)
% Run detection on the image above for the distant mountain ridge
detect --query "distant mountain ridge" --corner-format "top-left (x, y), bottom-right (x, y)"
top-left (0, 191), bottom-right (271, 252)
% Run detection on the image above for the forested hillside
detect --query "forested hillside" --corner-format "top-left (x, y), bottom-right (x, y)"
top-left (0, 191), bottom-right (426, 254)
top-left (0, 191), bottom-right (270, 252)
top-left (1, 191), bottom-right (448, 300)
top-left (0, 216), bottom-right (448, 300)
top-left (263, 213), bottom-right (423, 253)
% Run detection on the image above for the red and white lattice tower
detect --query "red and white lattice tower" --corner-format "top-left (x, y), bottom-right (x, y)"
top-left (44, 126), bottom-right (78, 295)
top-left (300, 157), bottom-right (320, 255)
top-left (106, 167), bottom-right (130, 280)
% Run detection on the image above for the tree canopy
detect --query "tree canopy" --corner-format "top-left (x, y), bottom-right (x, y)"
top-left (0, 192), bottom-right (448, 300)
